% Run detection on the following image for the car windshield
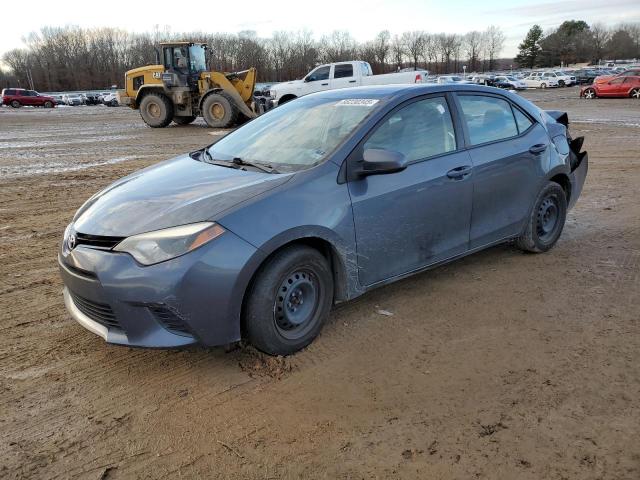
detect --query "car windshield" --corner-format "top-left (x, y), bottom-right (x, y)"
top-left (208, 96), bottom-right (379, 172)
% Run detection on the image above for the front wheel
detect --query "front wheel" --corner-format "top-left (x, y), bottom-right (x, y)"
top-left (583, 88), bottom-right (596, 99)
top-left (244, 245), bottom-right (333, 356)
top-left (44, 101), bottom-right (53, 108)
top-left (540, 83), bottom-right (547, 89)
top-left (630, 88), bottom-right (640, 99)
top-left (516, 182), bottom-right (567, 253)
top-left (202, 93), bottom-right (238, 128)
top-left (558, 80), bottom-right (565, 87)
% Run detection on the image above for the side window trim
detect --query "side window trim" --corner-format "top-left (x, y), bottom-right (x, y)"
top-left (348, 93), bottom-right (461, 172)
top-left (453, 92), bottom-right (538, 149)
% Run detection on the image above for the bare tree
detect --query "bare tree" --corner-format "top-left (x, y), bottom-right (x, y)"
top-left (462, 31), bottom-right (482, 72)
top-left (402, 31), bottom-right (425, 70)
top-left (373, 30), bottom-right (391, 73)
top-left (391, 34), bottom-right (405, 70)
top-left (484, 26), bottom-right (505, 71)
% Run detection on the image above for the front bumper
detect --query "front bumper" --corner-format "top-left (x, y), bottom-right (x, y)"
top-left (59, 229), bottom-right (265, 348)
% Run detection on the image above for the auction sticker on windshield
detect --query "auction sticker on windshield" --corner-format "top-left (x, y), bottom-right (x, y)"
top-left (335, 99), bottom-right (379, 106)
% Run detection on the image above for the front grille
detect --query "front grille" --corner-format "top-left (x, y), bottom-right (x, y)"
top-left (148, 305), bottom-right (192, 337)
top-left (70, 291), bottom-right (121, 330)
top-left (76, 232), bottom-right (125, 250)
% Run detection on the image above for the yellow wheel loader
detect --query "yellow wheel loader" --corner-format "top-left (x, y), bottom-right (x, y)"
top-left (118, 42), bottom-right (258, 128)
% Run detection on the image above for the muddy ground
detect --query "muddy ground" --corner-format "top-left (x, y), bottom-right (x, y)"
top-left (1, 89), bottom-right (639, 479)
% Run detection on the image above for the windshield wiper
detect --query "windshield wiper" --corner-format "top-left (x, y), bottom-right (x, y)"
top-left (231, 157), bottom-right (279, 174)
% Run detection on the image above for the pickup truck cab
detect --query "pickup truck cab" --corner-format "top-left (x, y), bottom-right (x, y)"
top-left (269, 61), bottom-right (428, 105)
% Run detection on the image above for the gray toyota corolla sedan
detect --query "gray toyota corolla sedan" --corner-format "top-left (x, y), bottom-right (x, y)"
top-left (59, 84), bottom-right (588, 355)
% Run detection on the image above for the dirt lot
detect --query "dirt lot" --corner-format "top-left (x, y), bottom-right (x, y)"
top-left (1, 90), bottom-right (639, 479)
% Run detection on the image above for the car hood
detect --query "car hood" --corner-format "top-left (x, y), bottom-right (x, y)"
top-left (72, 154), bottom-right (291, 237)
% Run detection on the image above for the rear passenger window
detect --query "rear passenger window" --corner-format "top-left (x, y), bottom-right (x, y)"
top-left (334, 64), bottom-right (354, 79)
top-left (364, 96), bottom-right (456, 162)
top-left (458, 95), bottom-right (518, 145)
top-left (513, 108), bottom-right (533, 133)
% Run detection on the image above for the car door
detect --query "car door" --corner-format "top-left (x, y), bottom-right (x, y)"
top-left (455, 93), bottom-right (548, 248)
top-left (348, 94), bottom-right (473, 286)
top-left (330, 63), bottom-right (357, 90)
top-left (598, 77), bottom-right (626, 96)
top-left (303, 65), bottom-right (332, 95)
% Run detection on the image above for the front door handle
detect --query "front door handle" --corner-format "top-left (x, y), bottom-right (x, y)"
top-left (321, 82), bottom-right (329, 86)
top-left (348, 80), bottom-right (357, 83)
top-left (446, 165), bottom-right (472, 179)
top-left (529, 143), bottom-right (548, 154)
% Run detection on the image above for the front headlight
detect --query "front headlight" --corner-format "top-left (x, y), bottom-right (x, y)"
top-left (269, 90), bottom-right (277, 99)
top-left (113, 222), bottom-right (225, 266)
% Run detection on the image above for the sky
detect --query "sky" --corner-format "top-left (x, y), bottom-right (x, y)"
top-left (1, 0), bottom-right (639, 64)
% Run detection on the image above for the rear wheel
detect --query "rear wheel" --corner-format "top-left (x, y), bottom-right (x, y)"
top-left (630, 88), bottom-right (640, 100)
top-left (10, 100), bottom-right (20, 108)
top-left (244, 245), bottom-right (333, 356)
top-left (202, 93), bottom-right (238, 128)
top-left (173, 115), bottom-right (197, 126)
top-left (583, 88), bottom-right (597, 99)
top-left (516, 182), bottom-right (567, 253)
top-left (139, 93), bottom-right (174, 128)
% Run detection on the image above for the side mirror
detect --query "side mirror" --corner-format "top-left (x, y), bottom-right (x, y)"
top-left (354, 149), bottom-right (408, 178)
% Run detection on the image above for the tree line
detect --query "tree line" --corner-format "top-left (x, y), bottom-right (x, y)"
top-left (516, 21), bottom-right (640, 69)
top-left (1, 25), bottom-right (507, 92)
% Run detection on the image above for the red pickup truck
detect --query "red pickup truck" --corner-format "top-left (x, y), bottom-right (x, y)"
top-left (1, 88), bottom-right (56, 108)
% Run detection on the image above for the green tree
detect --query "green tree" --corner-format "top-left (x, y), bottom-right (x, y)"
top-left (515, 25), bottom-right (543, 68)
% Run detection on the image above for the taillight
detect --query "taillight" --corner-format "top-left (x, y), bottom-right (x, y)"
top-left (415, 74), bottom-right (422, 84)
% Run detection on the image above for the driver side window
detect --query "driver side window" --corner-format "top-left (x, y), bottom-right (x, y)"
top-left (306, 66), bottom-right (330, 82)
top-left (364, 96), bottom-right (457, 162)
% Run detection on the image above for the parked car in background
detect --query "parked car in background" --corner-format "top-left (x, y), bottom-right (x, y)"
top-left (1, 88), bottom-right (56, 108)
top-left (83, 93), bottom-right (101, 105)
top-left (553, 71), bottom-right (577, 86)
top-left (268, 61), bottom-right (428, 106)
top-left (63, 94), bottom-right (84, 106)
top-left (523, 72), bottom-right (559, 88)
top-left (581, 75), bottom-right (640, 99)
top-left (51, 94), bottom-right (66, 105)
top-left (574, 69), bottom-right (599, 84)
top-left (101, 92), bottom-right (119, 106)
top-left (493, 75), bottom-right (527, 90)
top-left (59, 84), bottom-right (588, 355)
top-left (436, 75), bottom-right (472, 84)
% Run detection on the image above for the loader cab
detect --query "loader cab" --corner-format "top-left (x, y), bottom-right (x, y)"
top-left (160, 42), bottom-right (208, 89)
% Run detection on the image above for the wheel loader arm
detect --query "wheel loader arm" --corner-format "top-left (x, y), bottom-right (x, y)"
top-left (202, 69), bottom-right (257, 119)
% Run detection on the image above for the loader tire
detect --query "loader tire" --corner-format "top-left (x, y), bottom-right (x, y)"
top-left (173, 115), bottom-right (197, 126)
top-left (139, 93), bottom-right (174, 128)
top-left (202, 93), bottom-right (238, 128)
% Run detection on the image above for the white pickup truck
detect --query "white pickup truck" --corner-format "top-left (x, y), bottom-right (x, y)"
top-left (269, 61), bottom-right (428, 106)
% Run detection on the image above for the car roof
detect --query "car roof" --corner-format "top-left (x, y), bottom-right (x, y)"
top-left (311, 83), bottom-right (513, 101)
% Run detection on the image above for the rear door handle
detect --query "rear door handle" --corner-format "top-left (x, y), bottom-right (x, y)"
top-left (529, 143), bottom-right (547, 154)
top-left (446, 165), bottom-right (472, 179)
top-left (348, 80), bottom-right (357, 83)
top-left (321, 82), bottom-right (328, 86)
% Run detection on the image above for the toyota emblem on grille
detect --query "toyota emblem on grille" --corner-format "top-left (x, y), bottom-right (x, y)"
top-left (66, 232), bottom-right (77, 251)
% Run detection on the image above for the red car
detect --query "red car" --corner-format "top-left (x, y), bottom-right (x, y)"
top-left (594, 68), bottom-right (640, 84)
top-left (581, 75), bottom-right (640, 99)
top-left (1, 88), bottom-right (56, 108)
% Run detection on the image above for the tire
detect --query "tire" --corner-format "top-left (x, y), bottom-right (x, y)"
top-left (540, 83), bottom-right (547, 89)
top-left (44, 101), bottom-right (53, 108)
top-left (244, 245), bottom-right (334, 356)
top-left (516, 182), bottom-right (567, 253)
top-left (173, 115), bottom-right (197, 126)
top-left (558, 80), bottom-right (565, 87)
top-left (202, 93), bottom-right (238, 128)
top-left (583, 87), bottom-right (596, 99)
top-left (630, 88), bottom-right (640, 100)
top-left (10, 100), bottom-right (21, 108)
top-left (139, 93), bottom-right (173, 128)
